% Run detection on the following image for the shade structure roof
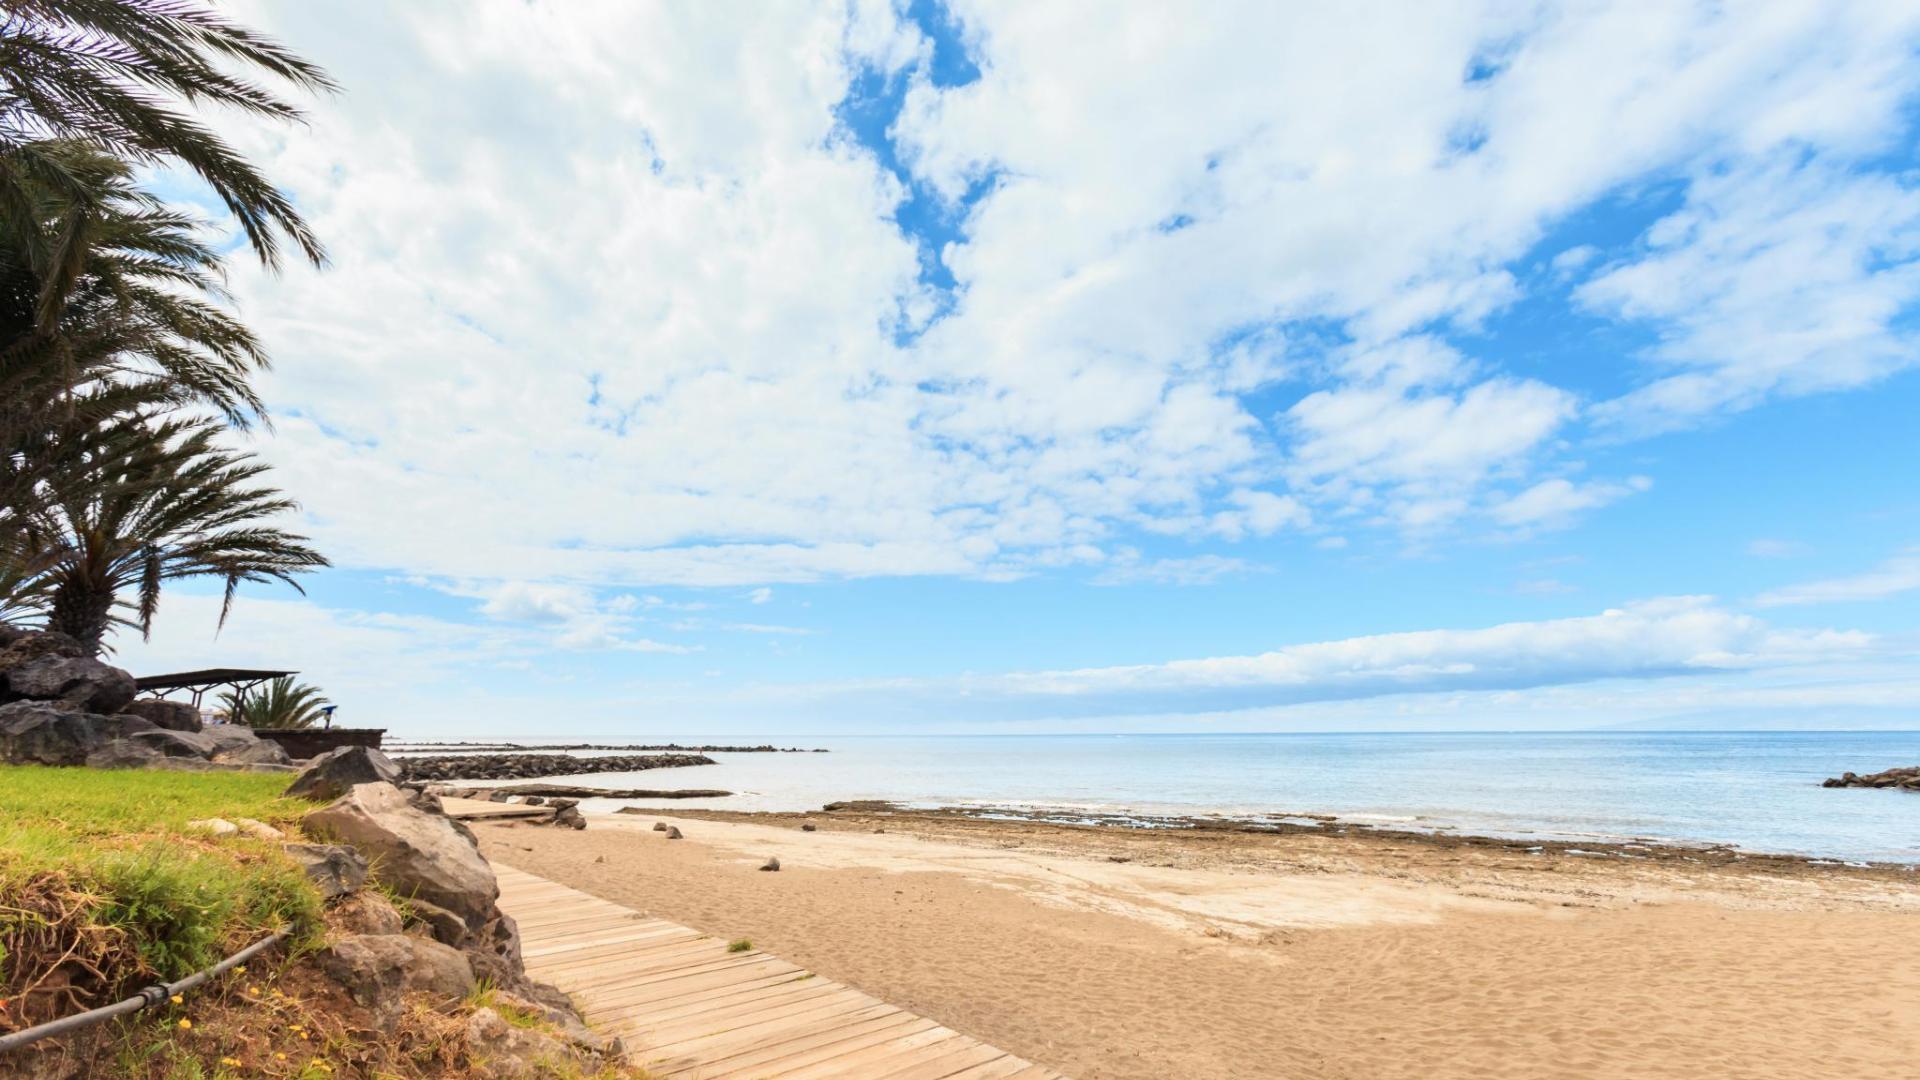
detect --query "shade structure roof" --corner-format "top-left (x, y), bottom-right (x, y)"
top-left (134, 668), bottom-right (295, 693)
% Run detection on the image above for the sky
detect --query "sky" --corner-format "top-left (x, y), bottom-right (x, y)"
top-left (113, 0), bottom-right (1920, 739)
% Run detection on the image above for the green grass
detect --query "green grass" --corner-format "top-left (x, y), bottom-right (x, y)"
top-left (0, 765), bottom-right (309, 837)
top-left (726, 938), bottom-right (752, 953)
top-left (0, 765), bottom-right (324, 1009)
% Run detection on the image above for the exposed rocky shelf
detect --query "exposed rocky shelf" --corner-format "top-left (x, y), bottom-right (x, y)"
top-left (1823, 766), bottom-right (1920, 790)
top-left (398, 752), bottom-right (715, 782)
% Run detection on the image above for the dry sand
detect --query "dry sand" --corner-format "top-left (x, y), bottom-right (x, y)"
top-left (475, 808), bottom-right (1920, 1080)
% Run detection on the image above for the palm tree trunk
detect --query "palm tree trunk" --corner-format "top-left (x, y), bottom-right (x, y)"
top-left (46, 580), bottom-right (113, 656)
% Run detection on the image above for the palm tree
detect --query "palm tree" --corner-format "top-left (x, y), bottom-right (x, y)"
top-left (0, 0), bottom-right (335, 269)
top-left (1, 141), bottom-right (271, 450)
top-left (219, 675), bottom-right (328, 729)
top-left (3, 410), bottom-right (328, 654)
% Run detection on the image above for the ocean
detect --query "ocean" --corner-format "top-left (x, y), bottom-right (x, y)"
top-left (453, 731), bottom-right (1920, 863)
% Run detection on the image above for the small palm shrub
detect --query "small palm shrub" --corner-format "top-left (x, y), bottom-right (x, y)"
top-left (219, 676), bottom-right (330, 729)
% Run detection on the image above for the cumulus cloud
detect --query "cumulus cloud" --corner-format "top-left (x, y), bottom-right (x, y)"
top-left (1092, 554), bottom-right (1259, 586)
top-left (106, 591), bottom-right (1886, 736)
top-left (973, 597), bottom-right (1866, 703)
top-left (628, 596), bottom-right (1884, 732)
top-left (1491, 476), bottom-right (1651, 529)
top-left (1755, 548), bottom-right (1920, 607)
top-left (173, 0), bottom-right (1920, 593)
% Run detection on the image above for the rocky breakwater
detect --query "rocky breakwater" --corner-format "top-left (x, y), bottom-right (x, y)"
top-left (401, 751), bottom-right (714, 782)
top-left (0, 624), bottom-right (292, 771)
top-left (1823, 766), bottom-right (1920, 790)
top-left (285, 747), bottom-right (621, 1070)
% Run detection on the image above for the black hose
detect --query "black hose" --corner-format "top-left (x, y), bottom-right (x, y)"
top-left (0, 927), bottom-right (289, 1056)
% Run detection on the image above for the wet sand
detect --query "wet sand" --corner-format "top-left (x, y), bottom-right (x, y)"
top-left (474, 807), bottom-right (1920, 1079)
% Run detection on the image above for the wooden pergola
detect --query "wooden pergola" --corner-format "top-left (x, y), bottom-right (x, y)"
top-left (133, 668), bottom-right (295, 711)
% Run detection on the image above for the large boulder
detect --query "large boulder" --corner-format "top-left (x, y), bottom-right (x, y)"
top-left (95, 713), bottom-right (159, 740)
top-left (214, 738), bottom-right (291, 766)
top-left (282, 842), bottom-right (370, 900)
top-left (128, 727), bottom-right (218, 759)
top-left (1, 653), bottom-right (136, 714)
top-left (202, 725), bottom-right (266, 755)
top-left (0, 701), bottom-right (104, 765)
top-left (0, 628), bottom-right (84, 669)
top-left (119, 698), bottom-right (201, 733)
top-left (331, 891), bottom-right (405, 936)
top-left (85, 739), bottom-right (170, 770)
top-left (303, 782), bottom-right (499, 929)
top-left (285, 745), bottom-right (402, 802)
top-left (318, 933), bottom-right (474, 1019)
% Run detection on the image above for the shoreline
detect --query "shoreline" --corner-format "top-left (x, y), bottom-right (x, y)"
top-left (625, 801), bottom-right (1920, 878)
top-left (464, 780), bottom-right (1920, 868)
top-left (475, 805), bottom-right (1920, 1079)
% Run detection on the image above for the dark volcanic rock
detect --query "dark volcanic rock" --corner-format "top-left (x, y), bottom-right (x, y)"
top-left (1823, 766), bottom-right (1920, 790)
top-left (319, 933), bottom-right (474, 1020)
top-left (303, 782), bottom-right (499, 929)
top-left (120, 698), bottom-right (202, 732)
top-left (85, 739), bottom-right (171, 770)
top-left (285, 745), bottom-right (403, 801)
top-left (398, 752), bottom-right (715, 783)
top-left (0, 701), bottom-right (105, 764)
top-left (214, 738), bottom-right (292, 766)
top-left (282, 842), bottom-right (370, 900)
top-left (3, 654), bottom-right (137, 713)
top-left (129, 728), bottom-right (218, 758)
top-left (0, 628), bottom-right (85, 670)
top-left (203, 725), bottom-right (271, 756)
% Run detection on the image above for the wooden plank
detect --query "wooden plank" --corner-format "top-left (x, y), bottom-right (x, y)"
top-left (687, 1014), bottom-right (940, 1078)
top-left (493, 863), bottom-right (1067, 1079)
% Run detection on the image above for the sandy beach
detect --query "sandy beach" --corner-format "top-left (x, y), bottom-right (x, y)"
top-left (474, 807), bottom-right (1920, 1079)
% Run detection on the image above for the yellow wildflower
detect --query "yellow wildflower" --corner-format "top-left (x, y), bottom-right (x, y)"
top-left (169, 994), bottom-right (183, 1005)
top-left (274, 1052), bottom-right (287, 1061)
top-left (235, 966), bottom-right (247, 975)
top-left (177, 1018), bottom-right (192, 1031)
top-left (220, 1057), bottom-right (241, 1066)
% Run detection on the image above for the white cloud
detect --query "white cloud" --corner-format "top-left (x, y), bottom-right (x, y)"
top-left (1491, 476), bottom-right (1651, 529)
top-left (1755, 548), bottom-right (1920, 607)
top-left (478, 582), bottom-right (596, 623)
top-left (174, 0), bottom-right (1920, 593)
top-left (1092, 554), bottom-right (1258, 586)
top-left (976, 597), bottom-right (1865, 699)
top-left (746, 587), bottom-right (773, 605)
top-left (1582, 157), bottom-right (1920, 430)
top-left (104, 590), bottom-right (1892, 737)
top-left (1747, 538), bottom-right (1811, 559)
top-left (663, 596), bottom-right (1879, 726)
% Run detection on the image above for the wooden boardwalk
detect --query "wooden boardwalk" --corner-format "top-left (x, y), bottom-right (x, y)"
top-left (495, 864), bottom-right (1067, 1080)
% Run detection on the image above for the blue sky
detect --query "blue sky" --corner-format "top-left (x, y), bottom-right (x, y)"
top-left (117, 1), bottom-right (1920, 738)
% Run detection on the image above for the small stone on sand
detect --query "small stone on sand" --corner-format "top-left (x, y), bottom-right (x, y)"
top-left (760, 856), bottom-right (780, 871)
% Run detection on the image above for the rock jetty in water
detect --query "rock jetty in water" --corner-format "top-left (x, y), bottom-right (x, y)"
top-left (385, 740), bottom-right (822, 753)
top-left (399, 752), bottom-right (715, 782)
top-left (1823, 766), bottom-right (1920, 790)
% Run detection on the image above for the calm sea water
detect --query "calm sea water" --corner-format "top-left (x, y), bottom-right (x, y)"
top-left (458, 731), bottom-right (1920, 862)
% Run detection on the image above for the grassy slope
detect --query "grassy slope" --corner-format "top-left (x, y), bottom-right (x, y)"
top-left (0, 766), bottom-right (641, 1079)
top-left (0, 765), bottom-right (323, 1023)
